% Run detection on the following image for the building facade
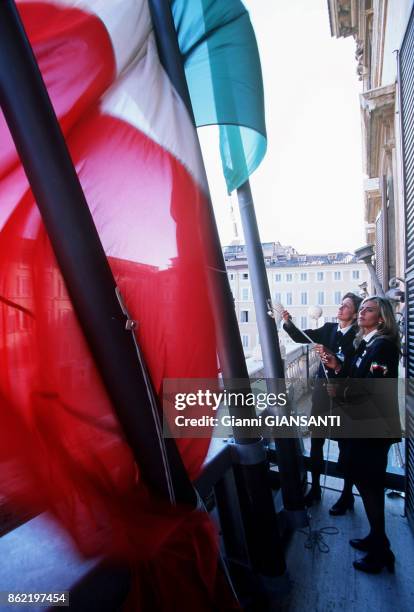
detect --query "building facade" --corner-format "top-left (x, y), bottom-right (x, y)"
top-left (223, 242), bottom-right (368, 356)
top-left (328, 0), bottom-right (414, 532)
top-left (328, 0), bottom-right (413, 299)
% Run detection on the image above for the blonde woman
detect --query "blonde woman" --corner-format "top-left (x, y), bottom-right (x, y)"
top-left (321, 297), bottom-right (401, 574)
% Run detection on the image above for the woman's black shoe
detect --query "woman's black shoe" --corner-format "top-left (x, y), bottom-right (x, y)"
top-left (353, 549), bottom-right (395, 574)
top-left (349, 536), bottom-right (372, 552)
top-left (304, 486), bottom-right (321, 507)
top-left (329, 493), bottom-right (355, 516)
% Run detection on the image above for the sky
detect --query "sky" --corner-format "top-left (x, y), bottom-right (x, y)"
top-left (198, 0), bottom-right (366, 255)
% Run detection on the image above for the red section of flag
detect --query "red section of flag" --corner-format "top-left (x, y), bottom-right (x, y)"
top-left (0, 3), bottom-right (115, 179)
top-left (0, 2), bottom-right (237, 609)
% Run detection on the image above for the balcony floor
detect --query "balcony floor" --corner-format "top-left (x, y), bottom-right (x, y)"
top-left (278, 484), bottom-right (414, 612)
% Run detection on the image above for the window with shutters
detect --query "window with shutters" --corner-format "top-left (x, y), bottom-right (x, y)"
top-left (376, 175), bottom-right (396, 291)
top-left (375, 202), bottom-right (386, 290)
top-left (400, 13), bottom-right (414, 534)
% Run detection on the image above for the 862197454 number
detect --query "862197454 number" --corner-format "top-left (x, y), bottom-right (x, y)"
top-left (0, 591), bottom-right (69, 606)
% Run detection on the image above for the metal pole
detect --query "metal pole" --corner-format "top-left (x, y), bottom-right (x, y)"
top-left (0, 0), bottom-right (196, 506)
top-left (148, 0), bottom-right (287, 579)
top-left (237, 181), bottom-right (285, 380)
top-left (237, 181), bottom-right (306, 514)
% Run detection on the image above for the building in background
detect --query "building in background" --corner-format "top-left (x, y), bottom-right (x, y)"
top-left (223, 241), bottom-right (368, 356)
top-left (328, 0), bottom-right (414, 533)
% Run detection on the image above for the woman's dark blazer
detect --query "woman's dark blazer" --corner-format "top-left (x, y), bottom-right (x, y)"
top-left (337, 335), bottom-right (401, 440)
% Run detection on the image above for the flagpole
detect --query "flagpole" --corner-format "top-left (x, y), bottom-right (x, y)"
top-left (148, 0), bottom-right (287, 580)
top-left (0, 0), bottom-right (196, 507)
top-left (237, 181), bottom-right (284, 380)
top-left (237, 180), bottom-right (306, 515)
top-left (190, 0), bottom-right (306, 518)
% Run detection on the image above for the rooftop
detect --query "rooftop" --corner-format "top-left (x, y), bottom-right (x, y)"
top-left (222, 243), bottom-right (358, 267)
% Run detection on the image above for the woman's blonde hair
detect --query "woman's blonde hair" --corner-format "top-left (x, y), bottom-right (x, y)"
top-left (355, 296), bottom-right (400, 349)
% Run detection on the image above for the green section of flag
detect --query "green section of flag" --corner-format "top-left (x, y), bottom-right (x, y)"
top-left (171, 0), bottom-right (267, 193)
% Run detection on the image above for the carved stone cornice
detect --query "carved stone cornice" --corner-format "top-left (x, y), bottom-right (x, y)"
top-left (329, 2), bottom-right (388, 88)
top-left (360, 83), bottom-right (396, 178)
top-left (328, 1), bottom-right (373, 83)
top-left (355, 40), bottom-right (365, 80)
top-left (328, 0), bottom-right (358, 39)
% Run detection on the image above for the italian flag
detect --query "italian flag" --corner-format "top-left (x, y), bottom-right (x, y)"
top-left (0, 0), bottom-right (264, 608)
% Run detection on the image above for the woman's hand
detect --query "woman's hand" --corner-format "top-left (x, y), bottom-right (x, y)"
top-left (281, 310), bottom-right (292, 322)
top-left (315, 344), bottom-right (341, 371)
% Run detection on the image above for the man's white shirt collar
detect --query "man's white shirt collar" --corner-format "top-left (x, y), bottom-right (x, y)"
top-left (337, 324), bottom-right (352, 335)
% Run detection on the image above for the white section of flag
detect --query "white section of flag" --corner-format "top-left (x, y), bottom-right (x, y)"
top-left (101, 36), bottom-right (208, 193)
top-left (20, 0), bottom-right (208, 193)
top-left (31, 0), bottom-right (149, 76)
